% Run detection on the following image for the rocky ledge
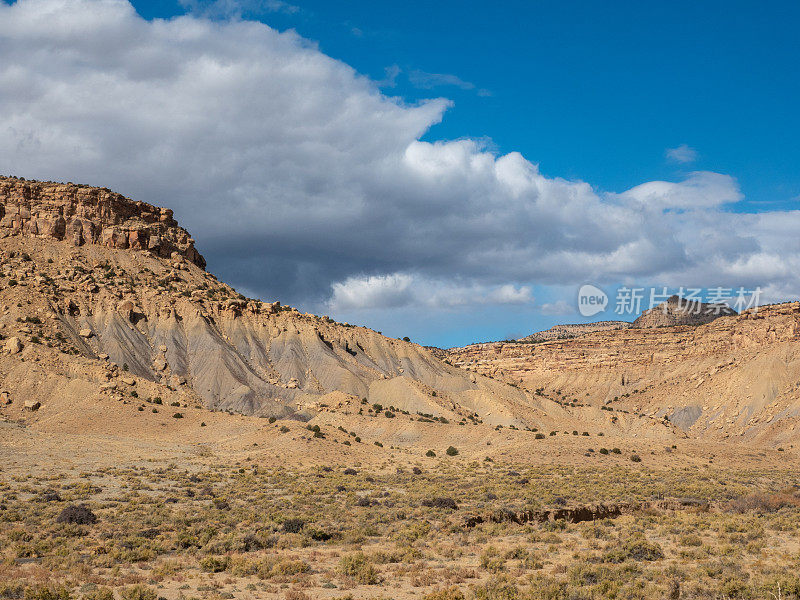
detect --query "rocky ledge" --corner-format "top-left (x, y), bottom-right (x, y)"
top-left (0, 176), bottom-right (205, 268)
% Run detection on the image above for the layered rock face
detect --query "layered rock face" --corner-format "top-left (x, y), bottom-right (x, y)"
top-left (632, 295), bottom-right (735, 328)
top-left (0, 176), bottom-right (205, 268)
top-left (0, 178), bottom-right (532, 425)
top-left (448, 302), bottom-right (800, 443)
top-left (518, 321), bottom-right (631, 343)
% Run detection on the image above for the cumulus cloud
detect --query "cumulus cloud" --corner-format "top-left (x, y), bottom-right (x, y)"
top-left (620, 171), bottom-right (742, 210)
top-left (329, 273), bottom-right (533, 310)
top-left (666, 144), bottom-right (698, 164)
top-left (1, 0), bottom-right (799, 332)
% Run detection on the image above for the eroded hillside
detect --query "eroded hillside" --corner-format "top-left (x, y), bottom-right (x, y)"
top-left (448, 302), bottom-right (800, 444)
top-left (0, 176), bottom-right (538, 426)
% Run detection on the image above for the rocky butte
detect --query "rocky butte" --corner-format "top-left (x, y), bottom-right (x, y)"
top-left (0, 176), bottom-right (533, 425)
top-left (0, 176), bottom-right (205, 267)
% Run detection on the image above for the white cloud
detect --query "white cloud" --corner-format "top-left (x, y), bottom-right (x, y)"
top-left (620, 171), bottom-right (741, 210)
top-left (330, 274), bottom-right (415, 310)
top-left (665, 143), bottom-right (698, 164)
top-left (1, 0), bottom-right (799, 328)
top-left (329, 273), bottom-right (533, 310)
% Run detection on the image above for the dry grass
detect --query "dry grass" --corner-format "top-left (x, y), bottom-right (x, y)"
top-left (1, 460), bottom-right (800, 599)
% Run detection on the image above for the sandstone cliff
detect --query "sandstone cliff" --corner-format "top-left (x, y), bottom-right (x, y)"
top-left (632, 294), bottom-right (736, 328)
top-left (518, 321), bottom-right (631, 343)
top-left (0, 177), bottom-right (533, 425)
top-left (448, 302), bottom-right (800, 444)
top-left (0, 176), bottom-right (205, 268)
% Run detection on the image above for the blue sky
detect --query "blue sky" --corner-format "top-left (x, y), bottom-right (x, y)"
top-left (132, 0), bottom-right (800, 210)
top-left (2, 0), bottom-right (799, 347)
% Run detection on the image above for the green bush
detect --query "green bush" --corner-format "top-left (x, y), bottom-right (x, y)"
top-left (339, 552), bottom-right (381, 584)
top-left (446, 446), bottom-right (459, 456)
top-left (24, 587), bottom-right (71, 600)
top-left (200, 555), bottom-right (230, 572)
top-left (119, 587), bottom-right (157, 600)
top-left (603, 538), bottom-right (663, 563)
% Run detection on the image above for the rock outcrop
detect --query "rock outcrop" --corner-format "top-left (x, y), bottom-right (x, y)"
top-left (463, 497), bottom-right (709, 528)
top-left (632, 295), bottom-right (735, 328)
top-left (447, 302), bottom-right (800, 443)
top-left (0, 176), bottom-right (205, 268)
top-left (0, 177), bottom-right (531, 424)
top-left (517, 321), bottom-right (631, 343)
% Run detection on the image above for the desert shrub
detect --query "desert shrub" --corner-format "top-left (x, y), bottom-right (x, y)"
top-left (41, 490), bottom-right (61, 502)
top-left (423, 587), bottom-right (465, 600)
top-left (611, 448), bottom-right (621, 454)
top-left (119, 587), bottom-right (157, 600)
top-left (56, 504), bottom-right (96, 525)
top-left (413, 466), bottom-right (422, 474)
top-left (422, 497), bottom-right (458, 510)
top-left (81, 588), bottom-right (114, 600)
top-left (535, 433), bottom-right (545, 439)
top-left (426, 450), bottom-right (436, 457)
top-left (729, 491), bottom-right (800, 513)
top-left (603, 538), bottom-right (663, 563)
top-left (282, 518), bottom-right (305, 533)
top-left (200, 555), bottom-right (230, 572)
top-left (679, 533), bottom-right (703, 547)
top-left (471, 576), bottom-right (519, 600)
top-left (23, 587), bottom-right (71, 600)
top-left (630, 454), bottom-right (642, 463)
top-left (599, 448), bottom-right (609, 455)
top-left (343, 468), bottom-right (357, 475)
top-left (480, 546), bottom-right (506, 573)
top-left (310, 529), bottom-right (332, 541)
top-left (262, 559), bottom-right (310, 578)
top-left (339, 552), bottom-right (381, 584)
top-left (446, 446), bottom-right (459, 456)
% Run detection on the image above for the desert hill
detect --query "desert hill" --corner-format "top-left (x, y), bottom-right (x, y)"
top-left (632, 294), bottom-right (736, 328)
top-left (517, 321), bottom-right (632, 343)
top-left (447, 301), bottom-right (800, 445)
top-left (0, 176), bottom-right (534, 426)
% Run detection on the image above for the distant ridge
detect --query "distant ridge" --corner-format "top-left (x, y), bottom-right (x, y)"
top-left (632, 294), bottom-right (736, 328)
top-left (517, 321), bottom-right (631, 343)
